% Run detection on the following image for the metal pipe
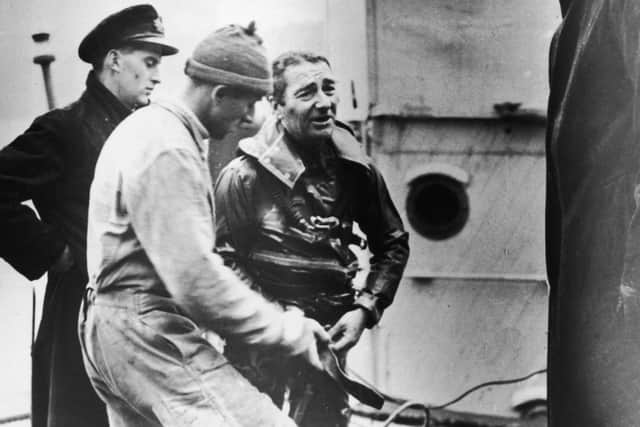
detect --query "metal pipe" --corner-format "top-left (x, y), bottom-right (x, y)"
top-left (32, 33), bottom-right (56, 110)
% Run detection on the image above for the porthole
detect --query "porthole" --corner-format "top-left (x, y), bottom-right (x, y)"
top-left (406, 173), bottom-right (469, 240)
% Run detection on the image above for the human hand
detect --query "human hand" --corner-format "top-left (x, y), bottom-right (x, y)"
top-left (328, 308), bottom-right (368, 354)
top-left (281, 309), bottom-right (331, 371)
top-left (50, 244), bottom-right (74, 273)
top-left (297, 317), bottom-right (331, 371)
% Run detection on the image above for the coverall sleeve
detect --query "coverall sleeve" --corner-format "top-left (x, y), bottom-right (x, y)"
top-left (124, 149), bottom-right (309, 353)
top-left (354, 164), bottom-right (410, 327)
top-left (0, 114), bottom-right (68, 280)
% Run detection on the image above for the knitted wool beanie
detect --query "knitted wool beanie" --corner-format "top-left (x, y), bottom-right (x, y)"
top-left (184, 22), bottom-right (272, 96)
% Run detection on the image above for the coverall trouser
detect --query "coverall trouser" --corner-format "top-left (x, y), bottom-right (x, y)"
top-left (78, 290), bottom-right (296, 427)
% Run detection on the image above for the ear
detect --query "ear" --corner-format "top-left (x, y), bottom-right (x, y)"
top-left (271, 98), bottom-right (286, 120)
top-left (273, 99), bottom-right (285, 120)
top-left (210, 85), bottom-right (228, 103)
top-left (104, 49), bottom-right (122, 72)
top-left (267, 95), bottom-right (277, 109)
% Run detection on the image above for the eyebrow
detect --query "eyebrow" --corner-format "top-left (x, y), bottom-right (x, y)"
top-left (295, 82), bottom-right (317, 95)
top-left (295, 78), bottom-right (336, 94)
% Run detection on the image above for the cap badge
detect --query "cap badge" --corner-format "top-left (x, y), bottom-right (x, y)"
top-left (153, 17), bottom-right (164, 34)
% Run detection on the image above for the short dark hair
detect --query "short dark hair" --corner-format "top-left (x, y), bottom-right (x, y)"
top-left (91, 45), bottom-right (141, 71)
top-left (271, 51), bottom-right (331, 105)
top-left (91, 45), bottom-right (125, 71)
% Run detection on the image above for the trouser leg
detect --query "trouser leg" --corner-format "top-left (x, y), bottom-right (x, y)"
top-left (81, 301), bottom-right (295, 427)
top-left (225, 340), bottom-right (288, 408)
top-left (288, 358), bottom-right (350, 427)
top-left (226, 342), bottom-right (350, 427)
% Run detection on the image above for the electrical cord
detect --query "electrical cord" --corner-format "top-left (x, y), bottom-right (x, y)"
top-left (349, 367), bottom-right (547, 426)
top-left (428, 368), bottom-right (547, 410)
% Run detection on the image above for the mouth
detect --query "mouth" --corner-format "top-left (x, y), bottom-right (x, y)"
top-left (239, 113), bottom-right (254, 125)
top-left (310, 115), bottom-right (334, 128)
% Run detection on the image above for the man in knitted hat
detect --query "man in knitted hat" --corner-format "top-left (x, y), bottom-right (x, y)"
top-left (0, 5), bottom-right (176, 427)
top-left (214, 51), bottom-right (409, 426)
top-left (80, 24), bottom-right (329, 426)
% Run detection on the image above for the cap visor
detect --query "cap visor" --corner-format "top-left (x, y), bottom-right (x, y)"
top-left (128, 37), bottom-right (179, 56)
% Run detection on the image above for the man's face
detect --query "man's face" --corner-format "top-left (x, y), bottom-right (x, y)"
top-left (114, 47), bottom-right (162, 109)
top-left (277, 61), bottom-right (338, 142)
top-left (205, 89), bottom-right (261, 140)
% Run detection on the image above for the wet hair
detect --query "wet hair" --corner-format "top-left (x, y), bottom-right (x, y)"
top-left (271, 51), bottom-right (331, 105)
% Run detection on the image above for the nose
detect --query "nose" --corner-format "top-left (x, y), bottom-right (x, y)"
top-left (315, 91), bottom-right (332, 109)
top-left (239, 103), bottom-right (255, 126)
top-left (150, 67), bottom-right (161, 85)
top-left (245, 102), bottom-right (255, 117)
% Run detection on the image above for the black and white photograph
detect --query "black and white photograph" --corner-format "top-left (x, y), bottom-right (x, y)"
top-left (1, 1), bottom-right (637, 426)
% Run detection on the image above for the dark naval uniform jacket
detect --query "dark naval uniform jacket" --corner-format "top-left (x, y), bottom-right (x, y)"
top-left (0, 71), bottom-right (129, 427)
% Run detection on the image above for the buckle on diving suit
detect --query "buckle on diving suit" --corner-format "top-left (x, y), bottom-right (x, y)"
top-left (309, 216), bottom-right (368, 250)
